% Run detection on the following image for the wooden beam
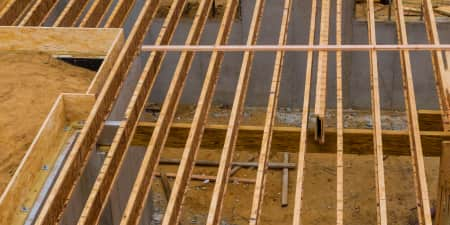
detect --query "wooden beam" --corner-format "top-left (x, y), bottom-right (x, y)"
top-left (53, 0), bottom-right (90, 27)
top-left (77, 0), bottom-right (188, 225)
top-left (119, 0), bottom-right (212, 224)
top-left (33, 0), bottom-right (160, 224)
top-left (104, 0), bottom-right (136, 28)
top-left (395, 0), bottom-right (435, 224)
top-left (79, 0), bottom-right (114, 27)
top-left (206, 1), bottom-right (265, 224)
top-left (313, 0), bottom-right (330, 144)
top-left (161, 0), bottom-right (238, 224)
top-left (0, 0), bottom-right (32, 25)
top-left (336, 0), bottom-right (343, 221)
top-left (19, 0), bottom-right (58, 26)
top-left (366, 0), bottom-right (388, 223)
top-left (436, 141), bottom-right (450, 225)
top-left (292, 0), bottom-right (317, 223)
top-left (250, 0), bottom-right (291, 223)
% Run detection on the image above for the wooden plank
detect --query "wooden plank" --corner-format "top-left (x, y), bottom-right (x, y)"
top-left (52, 0), bottom-right (90, 27)
top-left (249, 0), bottom-right (291, 223)
top-left (79, 0), bottom-right (114, 27)
top-left (366, 0), bottom-right (388, 223)
top-left (104, 0), bottom-right (136, 28)
top-left (313, 0), bottom-right (330, 143)
top-left (127, 122), bottom-right (450, 156)
top-left (119, 0), bottom-right (212, 224)
top-left (160, 0), bottom-right (238, 224)
top-left (436, 141), bottom-right (450, 225)
top-left (422, 0), bottom-right (450, 130)
top-left (77, 0), bottom-right (186, 224)
top-left (336, 0), bottom-right (343, 221)
top-left (0, 0), bottom-right (32, 25)
top-left (206, 0), bottom-right (265, 224)
top-left (292, 0), bottom-right (316, 223)
top-left (0, 94), bottom-right (95, 225)
top-left (19, 0), bottom-right (58, 26)
top-left (33, 0), bottom-right (160, 223)
top-left (395, 0), bottom-right (434, 224)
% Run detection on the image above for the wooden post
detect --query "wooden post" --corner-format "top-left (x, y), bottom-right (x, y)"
top-left (437, 141), bottom-right (450, 225)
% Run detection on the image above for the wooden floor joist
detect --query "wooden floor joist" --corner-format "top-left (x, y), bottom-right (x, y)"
top-left (52, 0), bottom-right (91, 27)
top-left (366, 0), bottom-right (388, 223)
top-left (249, 0), bottom-right (291, 223)
top-left (160, 0), bottom-right (238, 224)
top-left (33, 0), bottom-right (159, 224)
top-left (395, 0), bottom-right (433, 224)
top-left (104, 0), bottom-right (136, 28)
top-left (0, 0), bottom-right (32, 25)
top-left (206, 1), bottom-right (265, 224)
top-left (336, 0), bottom-right (343, 222)
top-left (19, 0), bottom-right (58, 26)
top-left (118, 0), bottom-right (212, 224)
top-left (79, 0), bottom-right (114, 27)
top-left (313, 0), bottom-right (330, 143)
top-left (76, 0), bottom-right (187, 224)
top-left (292, 0), bottom-right (317, 223)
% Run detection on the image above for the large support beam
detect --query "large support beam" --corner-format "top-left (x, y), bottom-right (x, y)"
top-left (250, 0), bottom-right (292, 223)
top-left (161, 0), bottom-right (238, 224)
top-left (33, 0), bottom-right (160, 224)
top-left (206, 1), bottom-right (265, 224)
top-left (118, 0), bottom-right (212, 224)
top-left (292, 0), bottom-right (316, 223)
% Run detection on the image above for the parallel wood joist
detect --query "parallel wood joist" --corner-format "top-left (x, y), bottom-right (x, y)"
top-left (249, 0), bottom-right (292, 223)
top-left (32, 0), bottom-right (160, 223)
top-left (394, 0), bottom-right (433, 224)
top-left (366, 0), bottom-right (388, 223)
top-left (77, 0), bottom-right (186, 224)
top-left (292, 0), bottom-right (317, 223)
top-left (119, 0), bottom-right (213, 224)
top-left (161, 0), bottom-right (238, 224)
top-left (0, 0), bottom-right (32, 25)
top-left (335, 0), bottom-right (343, 222)
top-left (206, 0), bottom-right (265, 224)
top-left (79, 0), bottom-right (114, 27)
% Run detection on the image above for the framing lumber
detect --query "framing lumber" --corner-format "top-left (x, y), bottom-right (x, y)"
top-left (436, 141), bottom-right (450, 225)
top-left (206, 0), bottom-right (265, 224)
top-left (77, 0), bottom-right (185, 224)
top-left (119, 0), bottom-right (212, 224)
top-left (366, 0), bottom-right (388, 224)
top-left (422, 0), bottom-right (450, 129)
top-left (249, 0), bottom-right (292, 223)
top-left (79, 0), bottom-right (113, 27)
top-left (0, 0), bottom-right (32, 25)
top-left (53, 0), bottom-right (90, 27)
top-left (336, 0), bottom-right (343, 221)
top-left (19, 0), bottom-right (58, 26)
top-left (395, 0), bottom-right (434, 224)
top-left (292, 0), bottom-right (317, 223)
top-left (313, 0), bottom-right (330, 143)
top-left (104, 0), bottom-right (136, 28)
top-left (160, 0), bottom-right (238, 224)
top-left (33, 0), bottom-right (159, 223)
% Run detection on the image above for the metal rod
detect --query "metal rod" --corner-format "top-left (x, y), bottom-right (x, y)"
top-left (141, 44), bottom-right (450, 52)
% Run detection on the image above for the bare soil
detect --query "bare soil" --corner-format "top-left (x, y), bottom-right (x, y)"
top-left (0, 52), bottom-right (95, 195)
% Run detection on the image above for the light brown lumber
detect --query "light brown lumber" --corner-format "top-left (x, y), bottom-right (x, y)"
top-left (249, 0), bottom-right (291, 223)
top-left (77, 1), bottom-right (186, 225)
top-left (436, 141), bottom-right (450, 225)
top-left (79, 0), bottom-right (113, 27)
top-left (0, 0), bottom-right (32, 25)
top-left (154, 172), bottom-right (256, 184)
top-left (292, 0), bottom-right (316, 222)
top-left (206, 0), bottom-right (265, 224)
top-left (19, 0), bottom-right (58, 26)
top-left (395, 0), bottom-right (434, 224)
top-left (33, 0), bottom-right (160, 224)
top-left (336, 0), bottom-right (343, 221)
top-left (160, 0), bottom-right (238, 223)
top-left (281, 152), bottom-right (289, 207)
top-left (313, 0), bottom-right (331, 144)
top-left (104, 0), bottom-right (136, 28)
top-left (422, 0), bottom-right (450, 130)
top-left (367, 0), bottom-right (388, 223)
top-left (119, 0), bottom-right (212, 224)
top-left (52, 0), bottom-right (90, 27)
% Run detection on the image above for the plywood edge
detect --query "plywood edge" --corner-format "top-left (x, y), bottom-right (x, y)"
top-left (0, 93), bottom-right (95, 225)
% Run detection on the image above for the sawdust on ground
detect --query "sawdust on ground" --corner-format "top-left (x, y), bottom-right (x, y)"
top-left (0, 52), bottom-right (95, 195)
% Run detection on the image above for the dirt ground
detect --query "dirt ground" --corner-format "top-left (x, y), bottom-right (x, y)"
top-left (0, 51), bottom-right (95, 195)
top-left (143, 104), bottom-right (440, 225)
